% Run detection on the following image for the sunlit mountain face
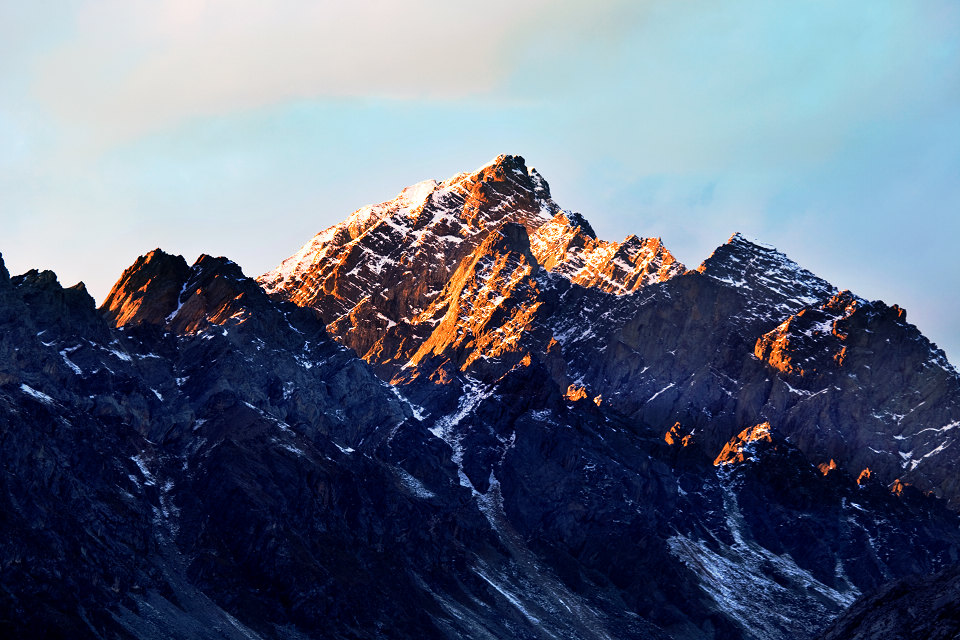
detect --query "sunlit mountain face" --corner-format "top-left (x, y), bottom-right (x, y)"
top-left (2, 155), bottom-right (959, 640)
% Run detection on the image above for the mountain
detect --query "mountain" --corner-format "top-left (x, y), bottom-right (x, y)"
top-left (262, 154), bottom-right (960, 508)
top-left (1, 154), bottom-right (959, 639)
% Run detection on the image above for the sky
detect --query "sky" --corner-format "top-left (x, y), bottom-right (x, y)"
top-left (2, 0), bottom-right (959, 363)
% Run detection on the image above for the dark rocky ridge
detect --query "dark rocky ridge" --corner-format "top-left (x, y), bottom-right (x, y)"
top-left (0, 251), bottom-right (559, 639)
top-left (3, 249), bottom-right (958, 639)
top-left (820, 563), bottom-right (960, 640)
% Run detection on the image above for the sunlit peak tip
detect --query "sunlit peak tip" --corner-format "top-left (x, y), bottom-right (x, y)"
top-left (727, 232), bottom-right (777, 252)
top-left (477, 153), bottom-right (527, 173)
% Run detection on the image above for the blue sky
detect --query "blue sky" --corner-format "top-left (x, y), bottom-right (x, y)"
top-left (2, 1), bottom-right (958, 363)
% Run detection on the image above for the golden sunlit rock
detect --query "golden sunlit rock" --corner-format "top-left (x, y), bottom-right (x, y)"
top-left (528, 213), bottom-right (685, 295)
top-left (817, 459), bottom-right (837, 476)
top-left (565, 384), bottom-right (588, 402)
top-left (100, 249), bottom-right (190, 328)
top-left (714, 422), bottom-right (774, 466)
top-left (665, 421), bottom-right (694, 447)
top-left (890, 478), bottom-right (910, 496)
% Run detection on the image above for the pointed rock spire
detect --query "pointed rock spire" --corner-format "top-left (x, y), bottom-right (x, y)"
top-left (100, 249), bottom-right (191, 328)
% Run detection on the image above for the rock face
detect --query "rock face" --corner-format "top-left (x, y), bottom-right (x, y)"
top-left (262, 156), bottom-right (960, 509)
top-left (820, 564), bottom-right (960, 640)
top-left (2, 155), bottom-right (960, 639)
top-left (256, 155), bottom-right (960, 638)
top-left (529, 211), bottom-right (684, 294)
top-left (258, 155), bottom-right (684, 379)
top-left (0, 251), bottom-right (542, 639)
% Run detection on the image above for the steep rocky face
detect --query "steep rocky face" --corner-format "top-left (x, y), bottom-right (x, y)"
top-left (265, 165), bottom-right (960, 506)
top-left (392, 354), bottom-right (960, 640)
top-left (695, 232), bottom-right (837, 325)
top-left (257, 155), bottom-right (559, 372)
top-left (100, 249), bottom-right (191, 327)
top-left (753, 289), bottom-right (960, 507)
top-left (820, 563), bottom-right (960, 640)
top-left (255, 156), bottom-right (960, 637)
top-left (0, 261), bottom-right (158, 639)
top-left (667, 417), bottom-right (959, 640)
top-left (258, 155), bottom-right (683, 378)
top-left (529, 211), bottom-right (685, 294)
top-left (754, 290), bottom-right (865, 378)
top-left (0, 251), bottom-right (513, 639)
top-left (403, 222), bottom-right (542, 376)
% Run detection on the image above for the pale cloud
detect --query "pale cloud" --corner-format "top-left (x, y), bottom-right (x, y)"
top-left (28, 0), bottom-right (569, 144)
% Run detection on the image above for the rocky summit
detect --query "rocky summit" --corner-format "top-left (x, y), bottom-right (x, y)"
top-left (2, 154), bottom-right (960, 639)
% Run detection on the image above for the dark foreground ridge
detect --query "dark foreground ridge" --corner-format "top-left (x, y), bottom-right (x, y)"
top-left (820, 563), bottom-right (960, 640)
top-left (2, 155), bottom-right (960, 639)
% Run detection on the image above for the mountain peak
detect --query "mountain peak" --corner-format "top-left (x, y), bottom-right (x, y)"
top-left (481, 153), bottom-right (527, 171)
top-left (100, 250), bottom-right (266, 333)
top-left (100, 250), bottom-right (190, 328)
top-left (259, 157), bottom-right (692, 372)
top-left (472, 154), bottom-right (539, 182)
top-left (696, 233), bottom-right (836, 325)
top-left (726, 231), bottom-right (773, 248)
top-left (258, 155), bottom-right (560, 306)
top-left (0, 252), bottom-right (9, 287)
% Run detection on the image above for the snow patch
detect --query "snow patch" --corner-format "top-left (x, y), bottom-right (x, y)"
top-left (428, 379), bottom-right (488, 492)
top-left (646, 382), bottom-right (675, 403)
top-left (59, 345), bottom-right (83, 375)
top-left (396, 468), bottom-right (436, 499)
top-left (106, 347), bottom-right (132, 362)
top-left (20, 384), bottom-right (54, 405)
top-left (130, 454), bottom-right (157, 486)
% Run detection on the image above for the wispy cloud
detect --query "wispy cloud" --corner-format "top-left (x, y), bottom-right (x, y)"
top-left (26, 0), bottom-right (561, 144)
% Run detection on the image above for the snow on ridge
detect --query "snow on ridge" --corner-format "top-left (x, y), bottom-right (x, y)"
top-left (20, 384), bottom-right (54, 405)
top-left (396, 468), bottom-right (436, 500)
top-left (130, 453), bottom-right (157, 486)
top-left (529, 213), bottom-right (683, 295)
top-left (646, 382), bottom-right (676, 404)
top-left (59, 345), bottom-right (83, 375)
top-left (259, 155), bottom-right (561, 309)
top-left (727, 231), bottom-right (777, 251)
top-left (703, 232), bottom-right (832, 287)
top-left (397, 179), bottom-right (441, 207)
top-left (259, 178), bottom-right (442, 292)
top-left (696, 232), bottom-right (839, 326)
top-left (668, 481), bottom-right (858, 639)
